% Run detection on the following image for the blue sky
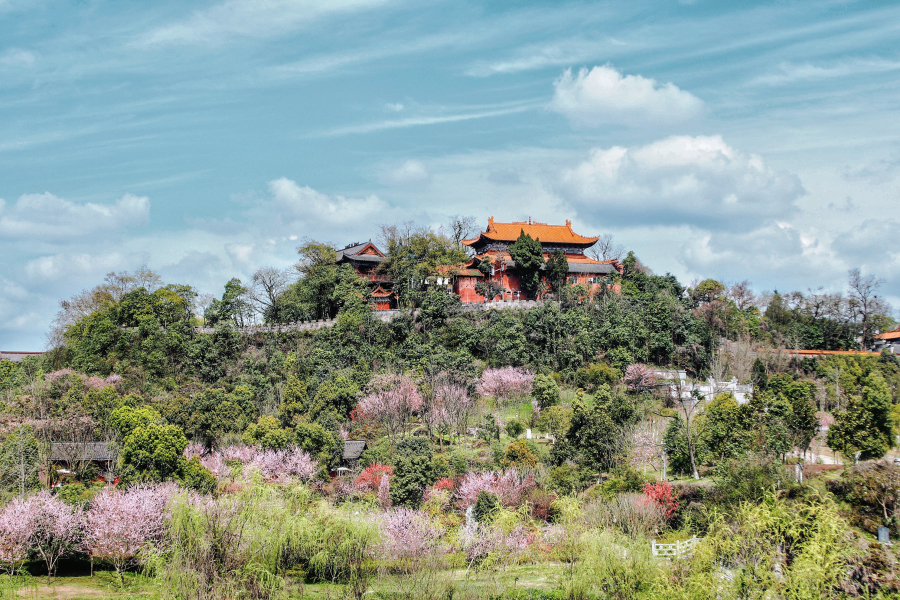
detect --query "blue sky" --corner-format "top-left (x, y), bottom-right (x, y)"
top-left (2, 0), bottom-right (900, 349)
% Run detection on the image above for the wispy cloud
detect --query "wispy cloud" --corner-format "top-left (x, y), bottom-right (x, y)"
top-left (316, 105), bottom-right (536, 137)
top-left (0, 48), bottom-right (36, 67)
top-left (133, 0), bottom-right (392, 48)
top-left (466, 38), bottom-right (628, 77)
top-left (750, 58), bottom-right (900, 86)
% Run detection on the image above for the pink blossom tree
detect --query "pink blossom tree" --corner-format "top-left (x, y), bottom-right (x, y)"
top-left (374, 507), bottom-right (444, 568)
top-left (456, 469), bottom-right (535, 508)
top-left (28, 491), bottom-right (83, 581)
top-left (83, 484), bottom-right (173, 584)
top-left (624, 364), bottom-right (658, 392)
top-left (353, 375), bottom-right (423, 448)
top-left (378, 475), bottom-right (391, 508)
top-left (458, 521), bottom-right (530, 573)
top-left (0, 496), bottom-right (36, 574)
top-left (477, 368), bottom-right (534, 418)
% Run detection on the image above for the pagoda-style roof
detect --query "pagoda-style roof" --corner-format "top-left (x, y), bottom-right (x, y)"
top-left (876, 326), bottom-right (900, 341)
top-left (335, 241), bottom-right (386, 264)
top-left (463, 217), bottom-right (599, 249)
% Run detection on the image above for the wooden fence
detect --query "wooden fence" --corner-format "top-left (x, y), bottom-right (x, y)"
top-left (651, 535), bottom-right (701, 558)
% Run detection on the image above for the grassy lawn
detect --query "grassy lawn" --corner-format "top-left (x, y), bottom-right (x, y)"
top-left (11, 564), bottom-right (568, 600)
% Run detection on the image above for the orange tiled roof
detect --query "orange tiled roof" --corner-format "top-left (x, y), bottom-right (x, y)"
top-left (876, 328), bottom-right (900, 340)
top-left (463, 217), bottom-right (599, 247)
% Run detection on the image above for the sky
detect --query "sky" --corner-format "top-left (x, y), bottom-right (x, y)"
top-left (2, 0), bottom-right (899, 350)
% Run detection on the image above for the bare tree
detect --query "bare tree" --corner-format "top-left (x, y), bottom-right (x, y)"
top-left (588, 233), bottom-right (624, 262)
top-left (447, 215), bottom-right (479, 250)
top-left (250, 267), bottom-right (291, 318)
top-left (848, 268), bottom-right (886, 348)
top-left (725, 280), bottom-right (756, 311)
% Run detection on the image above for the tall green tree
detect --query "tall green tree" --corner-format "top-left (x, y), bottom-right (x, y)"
top-left (828, 372), bottom-right (893, 461)
top-left (508, 230), bottom-right (544, 298)
top-left (545, 250), bottom-right (569, 295)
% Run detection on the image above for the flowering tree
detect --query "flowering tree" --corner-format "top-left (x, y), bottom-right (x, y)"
top-left (477, 368), bottom-right (534, 420)
top-left (355, 463), bottom-right (393, 492)
top-left (184, 444), bottom-right (318, 481)
top-left (0, 496), bottom-right (36, 574)
top-left (642, 481), bottom-right (679, 521)
top-left (83, 484), bottom-right (173, 583)
top-left (374, 507), bottom-right (444, 568)
top-left (624, 364), bottom-right (658, 392)
top-left (422, 381), bottom-right (475, 448)
top-left (458, 521), bottom-right (530, 573)
top-left (29, 491), bottom-right (83, 581)
top-left (456, 469), bottom-right (535, 508)
top-left (353, 375), bottom-right (423, 447)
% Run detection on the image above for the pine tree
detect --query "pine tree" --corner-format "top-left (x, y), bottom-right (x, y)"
top-left (508, 230), bottom-right (544, 298)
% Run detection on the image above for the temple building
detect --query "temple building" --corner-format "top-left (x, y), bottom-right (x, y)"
top-left (450, 217), bottom-right (623, 303)
top-left (335, 241), bottom-right (397, 310)
top-left (336, 218), bottom-right (622, 309)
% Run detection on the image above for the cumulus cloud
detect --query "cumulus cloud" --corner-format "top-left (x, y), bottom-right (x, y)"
top-left (381, 160), bottom-right (430, 185)
top-left (549, 66), bottom-right (703, 126)
top-left (0, 192), bottom-right (149, 241)
top-left (265, 177), bottom-right (385, 224)
top-left (560, 135), bottom-right (804, 231)
top-left (135, 0), bottom-right (389, 47)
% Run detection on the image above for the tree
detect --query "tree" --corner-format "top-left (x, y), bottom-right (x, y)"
top-left (390, 455), bottom-right (432, 508)
top-left (0, 496), bottom-right (36, 574)
top-left (828, 372), bottom-right (893, 461)
top-left (353, 375), bottom-right (423, 448)
top-left (28, 491), bottom-right (82, 581)
top-left (82, 484), bottom-right (172, 584)
top-left (508, 230), bottom-right (544, 298)
top-left (623, 364), bottom-right (658, 392)
top-left (120, 423), bottom-right (188, 482)
top-left (0, 424), bottom-right (41, 497)
top-left (588, 233), bottom-right (624, 262)
top-left (250, 267), bottom-right (291, 321)
top-left (531, 374), bottom-right (560, 409)
top-left (477, 367), bottom-right (535, 418)
top-left (242, 416), bottom-right (291, 450)
top-left (545, 250), bottom-right (569, 295)
top-left (848, 268), bottom-right (891, 349)
top-left (205, 278), bottom-right (252, 326)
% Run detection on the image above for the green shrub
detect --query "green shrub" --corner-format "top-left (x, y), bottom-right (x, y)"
top-left (532, 374), bottom-right (560, 409)
top-left (505, 420), bottom-right (525, 438)
top-left (473, 490), bottom-right (500, 523)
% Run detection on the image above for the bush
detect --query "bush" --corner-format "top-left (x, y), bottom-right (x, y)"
top-left (505, 420), bottom-right (525, 439)
top-left (503, 440), bottom-right (538, 468)
top-left (574, 363), bottom-right (619, 392)
top-left (473, 490), bottom-right (500, 523)
top-left (713, 454), bottom-right (786, 506)
top-left (828, 462), bottom-right (900, 534)
top-left (390, 455), bottom-right (433, 508)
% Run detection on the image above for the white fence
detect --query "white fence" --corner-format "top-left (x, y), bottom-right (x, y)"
top-left (651, 535), bottom-right (701, 558)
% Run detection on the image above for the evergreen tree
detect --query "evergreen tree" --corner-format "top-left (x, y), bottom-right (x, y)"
top-left (508, 230), bottom-right (544, 298)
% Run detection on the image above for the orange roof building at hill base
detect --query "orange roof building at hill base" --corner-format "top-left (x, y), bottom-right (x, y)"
top-left (873, 326), bottom-right (900, 354)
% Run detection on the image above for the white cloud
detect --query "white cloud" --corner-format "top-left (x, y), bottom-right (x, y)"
top-left (381, 160), bottom-right (429, 185)
top-left (751, 59), bottom-right (900, 86)
top-left (318, 105), bottom-right (534, 136)
top-left (465, 38), bottom-right (628, 77)
top-left (0, 48), bottom-right (36, 67)
top-left (385, 103), bottom-right (404, 112)
top-left (265, 177), bottom-right (385, 224)
top-left (135, 0), bottom-right (390, 47)
top-left (549, 66), bottom-right (703, 127)
top-left (0, 192), bottom-right (149, 241)
top-left (560, 135), bottom-right (804, 231)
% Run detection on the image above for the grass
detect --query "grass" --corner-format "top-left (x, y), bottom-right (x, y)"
top-left (7, 571), bottom-right (156, 600)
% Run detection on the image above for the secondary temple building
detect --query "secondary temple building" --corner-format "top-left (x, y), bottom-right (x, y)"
top-left (336, 218), bottom-right (623, 309)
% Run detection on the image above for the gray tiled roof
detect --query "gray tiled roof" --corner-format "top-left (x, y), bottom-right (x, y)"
top-left (342, 440), bottom-right (367, 460)
top-left (51, 442), bottom-right (114, 462)
top-left (566, 262), bottom-right (617, 274)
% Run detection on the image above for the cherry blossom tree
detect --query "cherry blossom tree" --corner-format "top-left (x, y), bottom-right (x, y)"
top-left (458, 521), bottom-right (530, 573)
top-left (477, 368), bottom-right (534, 420)
top-left (456, 469), bottom-right (535, 508)
top-left (353, 375), bottom-right (423, 447)
top-left (185, 444), bottom-right (318, 481)
top-left (83, 484), bottom-right (173, 583)
top-left (378, 475), bottom-right (391, 508)
top-left (0, 496), bottom-right (36, 574)
top-left (624, 364), bottom-right (658, 392)
top-left (374, 507), bottom-right (444, 567)
top-left (28, 491), bottom-right (83, 581)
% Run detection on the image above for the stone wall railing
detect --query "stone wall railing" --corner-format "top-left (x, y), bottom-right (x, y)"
top-left (194, 299), bottom-right (550, 335)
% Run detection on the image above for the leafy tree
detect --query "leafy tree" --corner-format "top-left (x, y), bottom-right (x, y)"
top-left (294, 421), bottom-right (341, 468)
top-left (532, 374), bottom-right (560, 409)
top-left (508, 230), bottom-right (544, 298)
top-left (473, 490), bottom-right (500, 523)
top-left (205, 278), bottom-right (252, 327)
top-left (390, 455), bottom-right (432, 508)
top-left (120, 423), bottom-right (188, 482)
top-left (109, 405), bottom-right (161, 439)
top-left (242, 416), bottom-right (291, 450)
top-left (545, 250), bottom-right (569, 294)
top-left (828, 371), bottom-right (893, 460)
top-left (503, 439), bottom-right (538, 468)
top-left (0, 425), bottom-right (41, 497)
top-left (702, 393), bottom-right (749, 462)
top-left (277, 374), bottom-right (309, 427)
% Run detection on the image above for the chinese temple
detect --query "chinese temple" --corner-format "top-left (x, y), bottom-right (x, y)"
top-left (451, 217), bottom-right (623, 303)
top-left (335, 218), bottom-right (623, 309)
